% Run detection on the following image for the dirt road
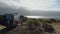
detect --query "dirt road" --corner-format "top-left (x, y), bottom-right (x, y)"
top-left (52, 23), bottom-right (60, 34)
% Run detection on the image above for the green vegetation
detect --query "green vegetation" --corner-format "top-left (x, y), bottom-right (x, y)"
top-left (20, 15), bottom-right (28, 22)
top-left (0, 14), bottom-right (59, 24)
top-left (24, 18), bottom-right (60, 25)
top-left (19, 15), bottom-right (60, 26)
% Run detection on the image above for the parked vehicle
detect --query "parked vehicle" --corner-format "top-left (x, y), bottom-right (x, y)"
top-left (0, 14), bottom-right (16, 28)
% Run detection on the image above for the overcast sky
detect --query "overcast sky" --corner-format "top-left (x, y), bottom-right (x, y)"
top-left (0, 0), bottom-right (60, 17)
top-left (0, 0), bottom-right (60, 11)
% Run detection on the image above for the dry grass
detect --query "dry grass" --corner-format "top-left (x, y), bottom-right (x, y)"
top-left (52, 23), bottom-right (60, 34)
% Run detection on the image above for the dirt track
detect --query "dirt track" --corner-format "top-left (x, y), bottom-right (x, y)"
top-left (52, 23), bottom-right (60, 34)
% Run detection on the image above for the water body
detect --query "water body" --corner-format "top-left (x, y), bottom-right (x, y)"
top-left (26, 16), bottom-right (60, 19)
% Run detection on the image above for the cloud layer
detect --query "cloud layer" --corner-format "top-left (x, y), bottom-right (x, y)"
top-left (0, 0), bottom-right (60, 18)
top-left (20, 0), bottom-right (59, 11)
top-left (0, 0), bottom-right (60, 11)
top-left (0, 0), bottom-right (20, 9)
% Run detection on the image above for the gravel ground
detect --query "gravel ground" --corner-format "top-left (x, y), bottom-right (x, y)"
top-left (8, 25), bottom-right (45, 34)
top-left (0, 23), bottom-right (58, 34)
top-left (8, 25), bottom-right (26, 34)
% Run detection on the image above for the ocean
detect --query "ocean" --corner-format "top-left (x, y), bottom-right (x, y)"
top-left (26, 16), bottom-right (60, 19)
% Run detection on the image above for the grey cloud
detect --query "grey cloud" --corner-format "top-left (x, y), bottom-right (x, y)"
top-left (28, 11), bottom-right (60, 16)
top-left (0, 3), bottom-right (60, 17)
top-left (0, 3), bottom-right (30, 15)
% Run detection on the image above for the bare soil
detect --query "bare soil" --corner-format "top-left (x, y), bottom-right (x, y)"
top-left (52, 23), bottom-right (60, 34)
